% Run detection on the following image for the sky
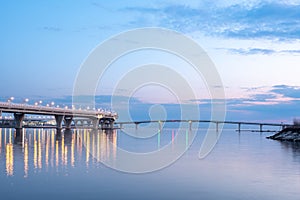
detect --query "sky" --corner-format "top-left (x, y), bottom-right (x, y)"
top-left (1, 0), bottom-right (300, 122)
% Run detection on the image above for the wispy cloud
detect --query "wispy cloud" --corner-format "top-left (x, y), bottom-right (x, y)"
top-left (123, 1), bottom-right (300, 40)
top-left (271, 85), bottom-right (300, 98)
top-left (222, 48), bottom-right (300, 55)
top-left (224, 48), bottom-right (276, 55)
top-left (42, 26), bottom-right (62, 32)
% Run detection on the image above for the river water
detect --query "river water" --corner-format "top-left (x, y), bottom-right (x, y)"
top-left (0, 127), bottom-right (299, 200)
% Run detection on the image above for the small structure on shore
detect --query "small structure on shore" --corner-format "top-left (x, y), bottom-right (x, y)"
top-left (267, 118), bottom-right (300, 142)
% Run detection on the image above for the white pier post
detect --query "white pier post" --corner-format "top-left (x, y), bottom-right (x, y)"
top-left (189, 121), bottom-right (192, 130)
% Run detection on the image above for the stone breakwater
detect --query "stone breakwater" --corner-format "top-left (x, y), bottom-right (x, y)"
top-left (267, 127), bottom-right (300, 142)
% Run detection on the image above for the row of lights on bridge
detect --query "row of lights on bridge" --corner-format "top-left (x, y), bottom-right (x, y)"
top-left (6, 96), bottom-right (109, 112)
top-left (8, 97), bottom-right (59, 108)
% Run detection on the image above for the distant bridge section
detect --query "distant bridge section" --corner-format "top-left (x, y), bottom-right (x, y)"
top-left (116, 119), bottom-right (291, 132)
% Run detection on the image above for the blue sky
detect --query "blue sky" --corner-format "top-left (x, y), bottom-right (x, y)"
top-left (1, 0), bottom-right (300, 122)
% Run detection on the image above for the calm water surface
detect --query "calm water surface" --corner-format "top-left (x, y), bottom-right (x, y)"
top-left (0, 127), bottom-right (299, 200)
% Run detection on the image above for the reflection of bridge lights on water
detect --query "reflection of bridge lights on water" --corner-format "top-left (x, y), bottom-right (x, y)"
top-left (0, 128), bottom-right (118, 177)
top-left (24, 142), bottom-right (28, 178)
top-left (6, 143), bottom-right (13, 176)
top-left (0, 127), bottom-right (195, 176)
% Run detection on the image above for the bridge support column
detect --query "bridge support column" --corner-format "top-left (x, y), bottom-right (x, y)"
top-left (189, 121), bottom-right (192, 130)
top-left (216, 122), bottom-right (219, 132)
top-left (238, 123), bottom-right (241, 132)
top-left (259, 124), bottom-right (263, 132)
top-left (14, 113), bottom-right (25, 130)
top-left (92, 118), bottom-right (99, 130)
top-left (56, 129), bottom-right (62, 140)
top-left (55, 115), bottom-right (64, 130)
top-left (64, 116), bottom-right (73, 130)
top-left (135, 123), bottom-right (138, 129)
top-left (120, 123), bottom-right (123, 129)
top-left (109, 120), bottom-right (114, 129)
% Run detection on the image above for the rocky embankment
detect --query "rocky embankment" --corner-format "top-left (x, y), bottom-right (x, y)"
top-left (267, 127), bottom-right (300, 141)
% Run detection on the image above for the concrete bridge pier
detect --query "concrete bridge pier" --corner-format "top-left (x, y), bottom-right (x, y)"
top-left (14, 113), bottom-right (25, 130)
top-left (109, 120), bottom-right (114, 129)
top-left (64, 116), bottom-right (73, 130)
top-left (259, 124), bottom-right (263, 132)
top-left (56, 128), bottom-right (62, 140)
top-left (92, 118), bottom-right (99, 130)
top-left (216, 122), bottom-right (219, 132)
top-left (238, 123), bottom-right (241, 132)
top-left (55, 115), bottom-right (64, 130)
top-left (14, 128), bottom-right (23, 144)
top-left (135, 123), bottom-right (138, 129)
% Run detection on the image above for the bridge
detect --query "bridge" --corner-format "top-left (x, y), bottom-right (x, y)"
top-left (0, 102), bottom-right (118, 131)
top-left (116, 119), bottom-right (292, 132)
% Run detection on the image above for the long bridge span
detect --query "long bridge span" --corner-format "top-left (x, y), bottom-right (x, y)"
top-left (0, 102), bottom-right (118, 131)
top-left (116, 119), bottom-right (291, 132)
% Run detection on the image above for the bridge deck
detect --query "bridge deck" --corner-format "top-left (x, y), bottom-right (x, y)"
top-left (0, 102), bottom-right (117, 119)
top-left (116, 120), bottom-right (291, 127)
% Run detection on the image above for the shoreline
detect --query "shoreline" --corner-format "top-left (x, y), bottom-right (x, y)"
top-left (267, 127), bottom-right (300, 142)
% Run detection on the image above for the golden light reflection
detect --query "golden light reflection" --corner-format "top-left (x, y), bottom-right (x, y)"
top-left (61, 135), bottom-right (65, 166)
top-left (51, 130), bottom-right (55, 167)
top-left (6, 143), bottom-right (13, 176)
top-left (64, 146), bottom-right (68, 166)
top-left (24, 140), bottom-right (28, 178)
top-left (112, 131), bottom-right (117, 161)
top-left (92, 133), bottom-right (95, 164)
top-left (86, 130), bottom-right (90, 166)
top-left (99, 132), bottom-right (106, 161)
top-left (97, 132), bottom-right (100, 162)
top-left (38, 130), bottom-right (42, 169)
top-left (71, 134), bottom-right (75, 167)
top-left (94, 130), bottom-right (118, 164)
top-left (45, 132), bottom-right (50, 169)
top-left (77, 130), bottom-right (82, 161)
top-left (1, 128), bottom-right (118, 178)
top-left (56, 140), bottom-right (59, 167)
top-left (34, 138), bottom-right (37, 169)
